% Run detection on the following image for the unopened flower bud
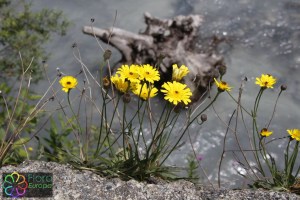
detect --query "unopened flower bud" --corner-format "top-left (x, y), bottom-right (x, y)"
top-left (281, 84), bottom-right (287, 91)
top-left (103, 77), bottom-right (110, 89)
top-left (218, 65), bottom-right (227, 76)
top-left (123, 93), bottom-right (131, 103)
top-left (103, 49), bottom-right (112, 61)
top-left (200, 114), bottom-right (207, 122)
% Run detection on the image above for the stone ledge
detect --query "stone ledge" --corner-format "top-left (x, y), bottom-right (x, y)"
top-left (0, 161), bottom-right (299, 200)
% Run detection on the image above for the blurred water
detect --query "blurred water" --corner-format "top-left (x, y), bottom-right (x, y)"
top-left (30, 0), bottom-right (300, 188)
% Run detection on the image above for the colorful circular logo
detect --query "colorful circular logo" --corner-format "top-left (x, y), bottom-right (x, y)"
top-left (3, 172), bottom-right (28, 197)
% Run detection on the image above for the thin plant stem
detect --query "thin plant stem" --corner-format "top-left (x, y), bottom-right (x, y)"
top-left (252, 88), bottom-right (265, 176)
top-left (232, 85), bottom-right (260, 180)
top-left (218, 110), bottom-right (236, 188)
top-left (227, 92), bottom-right (252, 116)
top-left (146, 103), bottom-right (168, 158)
top-left (187, 130), bottom-right (215, 189)
top-left (160, 92), bottom-right (220, 166)
top-left (67, 91), bottom-right (85, 161)
top-left (266, 90), bottom-right (282, 129)
top-left (287, 141), bottom-right (299, 182)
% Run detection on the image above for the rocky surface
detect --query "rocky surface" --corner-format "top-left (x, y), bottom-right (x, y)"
top-left (0, 161), bottom-right (299, 200)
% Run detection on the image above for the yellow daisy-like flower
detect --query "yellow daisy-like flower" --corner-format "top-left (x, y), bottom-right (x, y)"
top-left (287, 129), bottom-right (300, 141)
top-left (111, 74), bottom-right (129, 93)
top-left (255, 74), bottom-right (277, 89)
top-left (139, 64), bottom-right (160, 83)
top-left (59, 76), bottom-right (78, 93)
top-left (260, 128), bottom-right (273, 137)
top-left (214, 78), bottom-right (232, 92)
top-left (161, 81), bottom-right (192, 105)
top-left (117, 64), bottom-right (140, 83)
top-left (132, 83), bottom-right (158, 100)
top-left (172, 64), bottom-right (189, 81)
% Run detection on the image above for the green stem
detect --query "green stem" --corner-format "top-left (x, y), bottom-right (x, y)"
top-left (97, 95), bottom-right (121, 156)
top-left (122, 98), bottom-right (128, 160)
top-left (67, 91), bottom-right (85, 161)
top-left (160, 92), bottom-right (220, 166)
top-left (266, 90), bottom-right (282, 128)
top-left (252, 88), bottom-right (265, 176)
top-left (145, 103), bottom-right (168, 159)
top-left (94, 91), bottom-right (110, 157)
top-left (287, 141), bottom-right (299, 184)
top-left (285, 139), bottom-right (291, 176)
top-left (259, 137), bottom-right (273, 183)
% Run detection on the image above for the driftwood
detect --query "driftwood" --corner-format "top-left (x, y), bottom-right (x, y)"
top-left (83, 12), bottom-right (225, 102)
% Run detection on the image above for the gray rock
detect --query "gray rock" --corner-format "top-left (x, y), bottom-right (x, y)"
top-left (0, 161), bottom-right (299, 200)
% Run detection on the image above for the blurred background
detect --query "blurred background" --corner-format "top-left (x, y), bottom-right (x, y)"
top-left (26, 0), bottom-right (300, 188)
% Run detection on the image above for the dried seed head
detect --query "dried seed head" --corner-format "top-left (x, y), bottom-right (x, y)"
top-left (218, 65), bottom-right (227, 76)
top-left (281, 84), bottom-right (287, 91)
top-left (123, 93), bottom-right (131, 103)
top-left (103, 77), bottom-right (110, 89)
top-left (103, 49), bottom-right (112, 61)
top-left (72, 43), bottom-right (77, 48)
top-left (200, 114), bottom-right (207, 122)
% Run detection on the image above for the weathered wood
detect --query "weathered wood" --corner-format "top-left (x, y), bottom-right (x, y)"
top-left (83, 12), bottom-right (225, 102)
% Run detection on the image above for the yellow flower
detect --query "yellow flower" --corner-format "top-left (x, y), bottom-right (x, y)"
top-left (111, 74), bottom-right (129, 93)
top-left (59, 76), bottom-right (78, 93)
top-left (172, 64), bottom-right (189, 81)
top-left (255, 74), bottom-right (277, 89)
top-left (116, 64), bottom-right (140, 83)
top-left (28, 147), bottom-right (33, 152)
top-left (287, 129), bottom-right (300, 141)
top-left (139, 64), bottom-right (160, 83)
top-left (260, 128), bottom-right (273, 137)
top-left (132, 83), bottom-right (158, 100)
top-left (214, 78), bottom-right (232, 92)
top-left (161, 81), bottom-right (192, 105)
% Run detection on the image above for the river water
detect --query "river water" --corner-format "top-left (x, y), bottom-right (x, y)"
top-left (30, 0), bottom-right (300, 188)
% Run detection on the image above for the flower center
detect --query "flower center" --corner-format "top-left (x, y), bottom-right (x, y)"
top-left (66, 81), bottom-right (71, 85)
top-left (264, 81), bottom-right (268, 86)
top-left (146, 71), bottom-right (150, 75)
top-left (174, 90), bottom-right (179, 94)
top-left (129, 72), bottom-right (134, 75)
